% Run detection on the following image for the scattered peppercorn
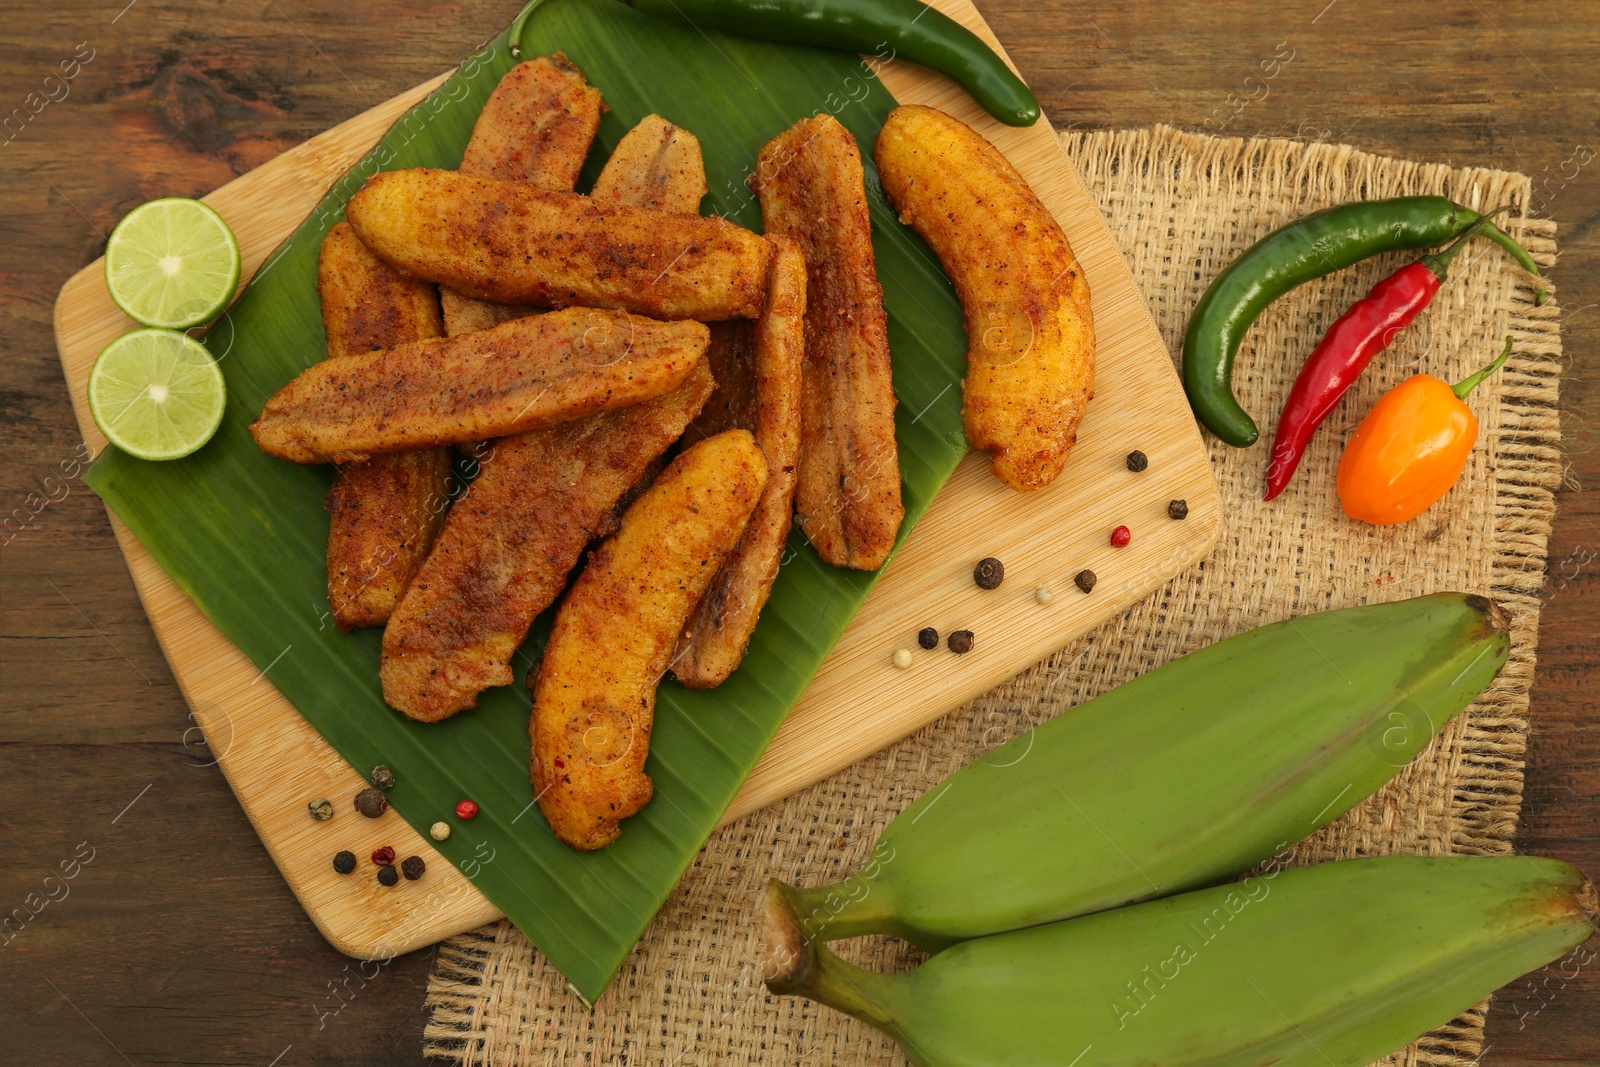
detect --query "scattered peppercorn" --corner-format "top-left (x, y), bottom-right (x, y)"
top-left (354, 787), bottom-right (388, 819)
top-left (893, 648), bottom-right (913, 669)
top-left (332, 850), bottom-right (356, 875)
top-left (1168, 498), bottom-right (1189, 520)
top-left (371, 845), bottom-right (396, 867)
top-left (371, 764), bottom-right (396, 790)
top-left (400, 856), bottom-right (426, 881)
top-left (1126, 450), bottom-right (1149, 472)
top-left (1034, 586), bottom-right (1053, 605)
top-left (429, 821), bottom-right (451, 842)
top-left (376, 865), bottom-right (399, 887)
top-left (307, 798), bottom-right (334, 821)
top-left (973, 557), bottom-right (1005, 589)
top-left (1075, 569), bottom-right (1098, 594)
top-left (948, 630), bottom-right (975, 654)
top-left (456, 799), bottom-right (479, 820)
top-left (917, 627), bottom-right (939, 650)
top-left (1110, 525), bottom-right (1132, 547)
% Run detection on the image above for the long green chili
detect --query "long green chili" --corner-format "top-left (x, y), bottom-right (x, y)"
top-left (624, 0), bottom-right (1040, 127)
top-left (1183, 196), bottom-right (1542, 447)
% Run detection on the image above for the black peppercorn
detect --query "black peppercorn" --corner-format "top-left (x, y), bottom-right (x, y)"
top-left (1168, 498), bottom-right (1189, 520)
top-left (973, 557), bottom-right (1005, 590)
top-left (371, 764), bottom-right (396, 790)
top-left (332, 850), bottom-right (356, 875)
top-left (1074, 569), bottom-right (1097, 594)
top-left (1126, 450), bottom-right (1149, 472)
top-left (354, 787), bottom-right (388, 819)
top-left (948, 630), bottom-right (974, 654)
top-left (400, 856), bottom-right (426, 881)
top-left (376, 865), bottom-right (399, 887)
top-left (917, 627), bottom-right (938, 650)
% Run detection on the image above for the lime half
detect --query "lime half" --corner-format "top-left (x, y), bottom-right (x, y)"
top-left (89, 329), bottom-right (226, 461)
top-left (104, 198), bottom-right (241, 329)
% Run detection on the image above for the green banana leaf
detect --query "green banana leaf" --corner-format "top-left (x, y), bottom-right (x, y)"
top-left (84, 0), bottom-right (967, 1000)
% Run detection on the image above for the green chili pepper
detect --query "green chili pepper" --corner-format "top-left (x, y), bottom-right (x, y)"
top-left (1183, 196), bottom-right (1543, 448)
top-left (623, 0), bottom-right (1041, 127)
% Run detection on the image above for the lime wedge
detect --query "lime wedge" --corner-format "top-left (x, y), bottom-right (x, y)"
top-left (104, 198), bottom-right (241, 330)
top-left (89, 329), bottom-right (226, 461)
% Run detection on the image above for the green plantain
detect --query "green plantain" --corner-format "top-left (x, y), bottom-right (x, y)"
top-left (765, 855), bottom-right (1596, 1067)
top-left (775, 593), bottom-right (1510, 949)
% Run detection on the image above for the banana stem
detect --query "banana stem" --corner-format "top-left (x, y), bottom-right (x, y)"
top-left (777, 878), bottom-right (907, 944)
top-left (763, 880), bottom-right (897, 1031)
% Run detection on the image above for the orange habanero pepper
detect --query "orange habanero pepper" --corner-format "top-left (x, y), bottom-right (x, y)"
top-left (1337, 336), bottom-right (1512, 526)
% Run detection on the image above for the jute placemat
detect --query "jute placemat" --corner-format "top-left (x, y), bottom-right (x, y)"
top-left (421, 124), bottom-right (1562, 1066)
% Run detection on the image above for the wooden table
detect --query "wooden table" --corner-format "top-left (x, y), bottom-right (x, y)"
top-left (1, 2), bottom-right (1594, 1063)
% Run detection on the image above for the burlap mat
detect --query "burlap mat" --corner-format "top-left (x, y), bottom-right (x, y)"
top-left (421, 124), bottom-right (1563, 1065)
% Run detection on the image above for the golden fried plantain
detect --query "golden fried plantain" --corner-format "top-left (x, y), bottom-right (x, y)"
top-left (250, 309), bottom-right (708, 464)
top-left (459, 53), bottom-right (601, 187)
top-left (318, 223), bottom-right (443, 363)
top-left (438, 288), bottom-right (537, 338)
top-left (753, 115), bottom-right (902, 571)
top-left (530, 430), bottom-right (767, 850)
top-left (377, 117), bottom-right (716, 721)
top-left (317, 223), bottom-right (452, 631)
top-left (443, 53), bottom-right (602, 338)
top-left (591, 114), bottom-right (708, 214)
top-left (672, 236), bottom-right (805, 688)
top-left (380, 362), bottom-right (716, 722)
top-left (875, 105), bottom-right (1095, 492)
top-left (346, 168), bottom-right (772, 321)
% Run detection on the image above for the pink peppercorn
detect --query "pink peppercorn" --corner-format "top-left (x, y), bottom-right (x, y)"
top-left (456, 800), bottom-right (478, 820)
top-left (1110, 525), bottom-right (1131, 547)
top-left (371, 845), bottom-right (396, 866)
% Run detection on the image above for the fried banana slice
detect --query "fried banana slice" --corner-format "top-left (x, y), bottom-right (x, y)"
top-left (753, 115), bottom-right (902, 571)
top-left (444, 112), bottom-right (704, 336)
top-left (378, 117), bottom-right (716, 721)
top-left (316, 223), bottom-right (452, 630)
top-left (318, 224), bottom-right (444, 363)
top-left (875, 105), bottom-right (1095, 491)
top-left (531, 430), bottom-right (768, 850)
top-left (459, 53), bottom-right (601, 187)
top-left (439, 289), bottom-right (536, 337)
top-left (346, 169), bottom-right (771, 321)
top-left (250, 309), bottom-right (709, 463)
top-left (380, 362), bottom-right (716, 722)
top-left (443, 53), bottom-right (602, 338)
top-left (591, 114), bottom-right (708, 214)
top-left (672, 236), bottom-right (805, 688)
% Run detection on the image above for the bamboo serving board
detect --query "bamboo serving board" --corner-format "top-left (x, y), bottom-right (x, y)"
top-left (52, 0), bottom-right (1219, 959)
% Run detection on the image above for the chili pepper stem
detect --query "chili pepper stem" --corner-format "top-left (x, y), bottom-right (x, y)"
top-left (1454, 336), bottom-right (1515, 400)
top-left (1480, 224), bottom-right (1542, 278)
top-left (1421, 207), bottom-right (1511, 280)
top-left (1472, 213), bottom-right (1548, 305)
top-left (1430, 206), bottom-right (1548, 307)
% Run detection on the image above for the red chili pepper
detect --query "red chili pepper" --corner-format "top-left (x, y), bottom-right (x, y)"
top-left (1262, 209), bottom-right (1509, 501)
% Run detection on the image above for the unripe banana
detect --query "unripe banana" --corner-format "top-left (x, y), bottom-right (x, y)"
top-left (777, 593), bottom-right (1509, 949)
top-left (765, 856), bottom-right (1596, 1067)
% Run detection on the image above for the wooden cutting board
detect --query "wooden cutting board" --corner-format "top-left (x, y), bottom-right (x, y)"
top-left (52, 0), bottom-right (1219, 960)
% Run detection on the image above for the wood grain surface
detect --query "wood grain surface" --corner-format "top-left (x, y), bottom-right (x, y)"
top-left (2, 1), bottom-right (1595, 1065)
